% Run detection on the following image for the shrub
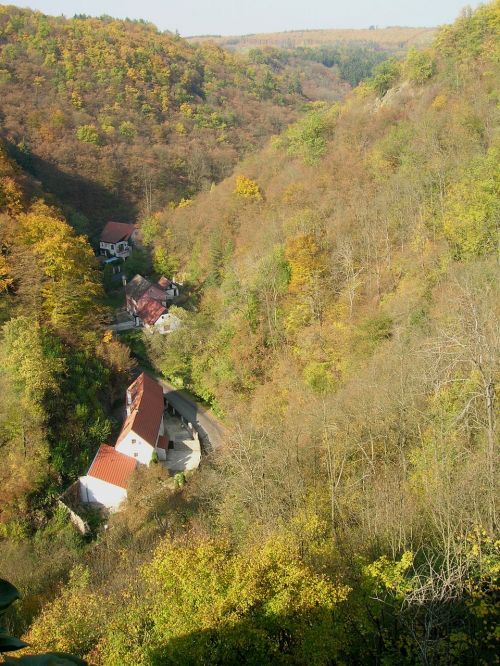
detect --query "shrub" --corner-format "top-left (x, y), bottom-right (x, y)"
top-left (118, 121), bottom-right (136, 139)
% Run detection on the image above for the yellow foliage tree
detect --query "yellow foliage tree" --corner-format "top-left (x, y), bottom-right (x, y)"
top-left (441, 149), bottom-right (500, 260)
top-left (234, 174), bottom-right (263, 200)
top-left (16, 202), bottom-right (104, 336)
top-left (284, 233), bottom-right (324, 294)
top-left (95, 535), bottom-right (349, 665)
top-left (24, 566), bottom-right (106, 657)
top-left (0, 254), bottom-right (12, 292)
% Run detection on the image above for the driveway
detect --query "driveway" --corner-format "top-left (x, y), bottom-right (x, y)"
top-left (158, 378), bottom-right (227, 451)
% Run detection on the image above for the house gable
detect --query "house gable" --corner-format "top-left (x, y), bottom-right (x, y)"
top-left (115, 432), bottom-right (155, 465)
top-left (79, 474), bottom-right (128, 510)
top-left (79, 444), bottom-right (137, 509)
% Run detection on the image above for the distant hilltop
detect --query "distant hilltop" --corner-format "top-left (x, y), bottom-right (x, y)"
top-left (187, 26), bottom-right (436, 52)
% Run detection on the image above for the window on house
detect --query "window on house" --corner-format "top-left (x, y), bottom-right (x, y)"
top-left (131, 439), bottom-right (136, 444)
top-left (133, 452), bottom-right (138, 458)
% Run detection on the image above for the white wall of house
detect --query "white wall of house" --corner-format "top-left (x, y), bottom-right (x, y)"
top-left (100, 241), bottom-right (115, 254)
top-left (79, 475), bottom-right (127, 509)
top-left (166, 313), bottom-right (182, 331)
top-left (154, 314), bottom-right (170, 333)
top-left (147, 313), bottom-right (182, 335)
top-left (115, 429), bottom-right (159, 465)
top-left (99, 241), bottom-right (130, 257)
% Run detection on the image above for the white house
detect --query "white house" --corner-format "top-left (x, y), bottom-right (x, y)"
top-left (99, 222), bottom-right (138, 259)
top-left (79, 444), bottom-right (137, 510)
top-left (115, 372), bottom-right (166, 465)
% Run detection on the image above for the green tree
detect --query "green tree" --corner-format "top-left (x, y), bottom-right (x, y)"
top-left (153, 244), bottom-right (179, 277)
top-left (75, 125), bottom-right (100, 145)
top-left (404, 47), bottom-right (436, 84)
top-left (368, 57), bottom-right (401, 96)
top-left (277, 104), bottom-right (339, 165)
top-left (442, 149), bottom-right (500, 260)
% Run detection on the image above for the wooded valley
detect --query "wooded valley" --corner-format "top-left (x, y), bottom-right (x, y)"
top-left (0, 2), bottom-right (499, 664)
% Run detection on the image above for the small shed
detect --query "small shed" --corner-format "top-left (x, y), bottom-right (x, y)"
top-left (79, 444), bottom-right (137, 510)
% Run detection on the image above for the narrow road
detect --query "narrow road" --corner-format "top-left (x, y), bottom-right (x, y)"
top-left (157, 378), bottom-right (227, 451)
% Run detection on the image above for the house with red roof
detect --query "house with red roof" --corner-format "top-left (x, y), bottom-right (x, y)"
top-left (79, 445), bottom-right (137, 510)
top-left (115, 372), bottom-right (167, 464)
top-left (76, 371), bottom-right (202, 512)
top-left (125, 274), bottom-right (181, 334)
top-left (137, 301), bottom-right (182, 335)
top-left (126, 274), bottom-right (166, 316)
top-left (99, 221), bottom-right (138, 259)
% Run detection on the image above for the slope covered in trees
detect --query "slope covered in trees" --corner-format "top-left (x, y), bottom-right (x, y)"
top-left (191, 27), bottom-right (438, 102)
top-left (0, 139), bottom-right (135, 633)
top-left (2, 2), bottom-right (500, 665)
top-left (0, 6), bottom-right (341, 230)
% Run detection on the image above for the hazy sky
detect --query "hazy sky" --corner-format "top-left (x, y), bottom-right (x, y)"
top-left (10, 0), bottom-right (480, 36)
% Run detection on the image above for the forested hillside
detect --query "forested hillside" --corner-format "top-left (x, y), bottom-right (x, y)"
top-left (0, 141), bottom-right (135, 631)
top-left (191, 26), bottom-right (437, 98)
top-left (189, 25), bottom-right (435, 52)
top-left (0, 6), bottom-right (323, 229)
top-left (1, 2), bottom-right (499, 665)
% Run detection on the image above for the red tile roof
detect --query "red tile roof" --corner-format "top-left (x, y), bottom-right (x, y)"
top-left (143, 284), bottom-right (166, 303)
top-left (137, 299), bottom-right (166, 325)
top-left (125, 274), bottom-right (151, 302)
top-left (87, 445), bottom-right (137, 489)
top-left (116, 373), bottom-right (164, 448)
top-left (157, 276), bottom-right (172, 288)
top-left (100, 222), bottom-right (137, 244)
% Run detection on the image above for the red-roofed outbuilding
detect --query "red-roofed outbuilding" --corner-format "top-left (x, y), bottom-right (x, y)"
top-left (79, 444), bottom-right (137, 509)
